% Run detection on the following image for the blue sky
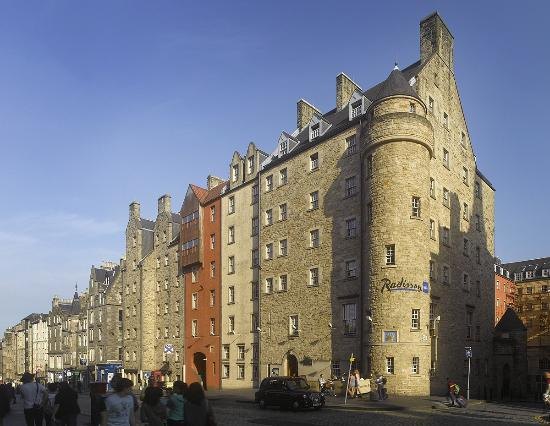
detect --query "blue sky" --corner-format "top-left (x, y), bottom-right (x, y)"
top-left (0, 1), bottom-right (548, 332)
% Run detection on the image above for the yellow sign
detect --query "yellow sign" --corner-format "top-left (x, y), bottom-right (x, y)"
top-left (349, 353), bottom-right (355, 362)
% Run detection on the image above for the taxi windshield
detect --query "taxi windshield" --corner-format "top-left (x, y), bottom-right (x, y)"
top-left (285, 378), bottom-right (310, 390)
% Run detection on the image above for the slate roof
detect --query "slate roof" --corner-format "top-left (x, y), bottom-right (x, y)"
top-left (495, 308), bottom-right (526, 332)
top-left (202, 181), bottom-right (227, 204)
top-left (502, 257), bottom-right (550, 280)
top-left (140, 218), bottom-right (155, 230)
top-left (365, 68), bottom-right (421, 102)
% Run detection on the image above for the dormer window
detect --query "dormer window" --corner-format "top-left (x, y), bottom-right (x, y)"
top-left (409, 103), bottom-right (416, 113)
top-left (525, 271), bottom-right (534, 279)
top-left (247, 156), bottom-right (255, 174)
top-left (280, 140), bottom-right (288, 155)
top-left (351, 100), bottom-right (362, 119)
top-left (311, 124), bottom-right (320, 139)
top-left (543, 269), bottom-right (550, 278)
top-left (232, 165), bottom-right (239, 182)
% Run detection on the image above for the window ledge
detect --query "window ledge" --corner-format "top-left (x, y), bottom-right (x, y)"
top-left (430, 237), bottom-right (436, 241)
top-left (410, 215), bottom-right (422, 220)
top-left (307, 246), bottom-right (319, 250)
top-left (343, 192), bottom-right (358, 200)
top-left (309, 168), bottom-right (319, 174)
top-left (277, 254), bottom-right (288, 258)
top-left (307, 284), bottom-right (320, 288)
top-left (228, 241), bottom-right (235, 245)
top-left (345, 235), bottom-right (357, 240)
top-left (307, 207), bottom-right (319, 212)
top-left (381, 265), bottom-right (397, 269)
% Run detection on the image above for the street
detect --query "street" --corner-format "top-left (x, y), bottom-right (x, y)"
top-left (1, 391), bottom-right (547, 425)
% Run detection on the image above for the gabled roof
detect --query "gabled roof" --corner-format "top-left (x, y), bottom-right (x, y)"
top-left (502, 257), bottom-right (550, 278)
top-left (189, 184), bottom-right (209, 202)
top-left (202, 181), bottom-right (227, 204)
top-left (495, 308), bottom-right (526, 333)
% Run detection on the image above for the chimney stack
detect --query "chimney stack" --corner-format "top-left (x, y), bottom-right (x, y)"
top-left (158, 194), bottom-right (172, 214)
top-left (336, 73), bottom-right (362, 111)
top-left (297, 99), bottom-right (321, 131)
top-left (129, 201), bottom-right (140, 219)
top-left (207, 175), bottom-right (225, 190)
top-left (420, 12), bottom-right (454, 69)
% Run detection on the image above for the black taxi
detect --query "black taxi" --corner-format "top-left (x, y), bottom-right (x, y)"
top-left (255, 376), bottom-right (325, 411)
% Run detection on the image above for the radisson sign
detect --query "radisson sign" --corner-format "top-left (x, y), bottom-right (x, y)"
top-left (380, 277), bottom-right (429, 294)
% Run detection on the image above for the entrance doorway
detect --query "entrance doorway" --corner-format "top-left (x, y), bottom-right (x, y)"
top-left (286, 354), bottom-right (298, 377)
top-left (501, 363), bottom-right (511, 399)
top-left (193, 352), bottom-right (207, 390)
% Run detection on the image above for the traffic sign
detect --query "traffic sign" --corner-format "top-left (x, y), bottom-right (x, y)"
top-left (164, 344), bottom-right (174, 354)
top-left (465, 346), bottom-right (472, 358)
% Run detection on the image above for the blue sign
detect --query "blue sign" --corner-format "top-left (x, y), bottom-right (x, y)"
top-left (164, 344), bottom-right (174, 354)
top-left (422, 281), bottom-right (430, 293)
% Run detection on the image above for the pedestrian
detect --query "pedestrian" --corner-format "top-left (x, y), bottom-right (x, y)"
top-left (43, 383), bottom-right (57, 426)
top-left (346, 373), bottom-right (356, 399)
top-left (20, 372), bottom-right (46, 426)
top-left (100, 377), bottom-right (136, 426)
top-left (446, 378), bottom-right (457, 406)
top-left (140, 386), bottom-right (166, 426)
top-left (7, 383), bottom-right (16, 404)
top-left (166, 381), bottom-right (186, 426)
top-left (0, 384), bottom-right (11, 426)
top-left (184, 382), bottom-right (216, 426)
top-left (90, 384), bottom-right (103, 426)
top-left (354, 370), bottom-right (362, 398)
top-left (375, 373), bottom-right (387, 401)
top-left (53, 382), bottom-right (80, 426)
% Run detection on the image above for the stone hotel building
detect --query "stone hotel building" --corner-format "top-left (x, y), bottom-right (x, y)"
top-left (258, 12), bottom-right (495, 397)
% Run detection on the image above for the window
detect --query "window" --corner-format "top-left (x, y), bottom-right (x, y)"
top-left (279, 239), bottom-right (288, 256)
top-left (310, 153), bottom-right (319, 170)
top-left (222, 364), bottom-right (230, 378)
top-left (210, 318), bottom-right (215, 335)
top-left (209, 290), bottom-right (215, 306)
top-left (238, 365), bottom-right (245, 379)
top-left (430, 219), bottom-right (436, 240)
top-left (132, 281), bottom-right (137, 293)
top-left (252, 282), bottom-right (259, 299)
top-left (309, 268), bottom-right (319, 286)
top-left (442, 227), bottom-right (449, 246)
top-left (279, 168), bottom-right (287, 185)
top-left (309, 191), bottom-right (319, 210)
top-left (279, 275), bottom-right (288, 291)
top-left (346, 260), bottom-right (358, 279)
top-left (430, 178), bottom-right (436, 198)
top-left (192, 293), bottom-right (198, 310)
top-left (228, 196), bottom-right (235, 214)
top-left (514, 272), bottom-right (522, 281)
top-left (251, 314), bottom-right (259, 332)
top-left (463, 203), bottom-right (469, 220)
top-left (475, 181), bottom-right (481, 199)
top-left (383, 331), bottom-right (398, 343)
top-left (367, 203), bottom-right (373, 224)
top-left (251, 217), bottom-right (259, 236)
top-left (289, 315), bottom-right (299, 336)
top-left (265, 209), bottom-right (273, 226)
top-left (443, 148), bottom-right (449, 168)
top-left (343, 303), bottom-right (357, 335)
top-left (429, 261), bottom-right (435, 279)
top-left (443, 266), bottom-right (450, 284)
top-left (191, 320), bottom-right (198, 337)
top-left (279, 203), bottom-right (288, 221)
top-left (443, 112), bottom-right (448, 128)
top-left (164, 327), bottom-right (169, 338)
top-left (346, 218), bottom-right (357, 238)
top-left (385, 244), bottom-right (395, 265)
top-left (386, 357), bottom-right (395, 374)
top-left (367, 155), bottom-right (373, 177)
top-left (228, 226), bottom-right (235, 244)
top-left (228, 316), bottom-right (235, 333)
top-left (409, 102), bottom-right (416, 113)
top-left (346, 135), bottom-right (357, 155)
top-left (232, 164), bottom-right (239, 182)
top-left (428, 97), bottom-right (434, 113)
top-left (526, 271), bottom-right (534, 279)
top-left (411, 196), bottom-right (421, 218)
top-left (466, 310), bottom-right (473, 339)
top-left (265, 243), bottom-right (273, 260)
top-left (310, 229), bottom-right (320, 248)
top-left (345, 176), bottom-right (357, 197)
top-left (462, 167), bottom-right (469, 185)
top-left (223, 345), bottom-right (229, 360)
top-left (411, 309), bottom-right (420, 329)
top-left (475, 215), bottom-right (481, 231)
top-left (210, 261), bottom-right (216, 277)
top-left (463, 238), bottom-right (469, 256)
top-left (463, 273), bottom-right (470, 292)
top-left (210, 206), bottom-right (216, 222)
top-left (331, 361), bottom-right (341, 378)
top-left (228, 286), bottom-right (235, 304)
top-left (461, 131), bottom-right (466, 147)
top-left (251, 249), bottom-right (259, 267)
top-left (252, 184), bottom-right (259, 204)
top-left (280, 140), bottom-right (288, 155)
top-left (527, 287), bottom-right (533, 294)
top-left (248, 156), bottom-right (254, 174)
top-left (442, 187), bottom-right (450, 207)
top-left (265, 278), bottom-right (273, 294)
top-left (351, 100), bottom-right (362, 118)
top-left (476, 246), bottom-right (481, 264)
top-left (164, 303), bottom-right (169, 314)
top-left (265, 175), bottom-right (273, 192)
top-left (175, 301), bottom-right (180, 313)
top-left (228, 256), bottom-right (235, 274)
top-left (311, 124), bottom-right (320, 139)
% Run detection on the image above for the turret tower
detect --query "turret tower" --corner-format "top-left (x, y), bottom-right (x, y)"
top-left (362, 66), bottom-right (435, 395)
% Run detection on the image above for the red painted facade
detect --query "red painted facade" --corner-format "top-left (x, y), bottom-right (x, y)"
top-left (180, 183), bottom-right (225, 390)
top-left (495, 264), bottom-right (517, 325)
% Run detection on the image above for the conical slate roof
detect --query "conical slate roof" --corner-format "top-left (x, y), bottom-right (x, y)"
top-left (368, 67), bottom-right (420, 103)
top-left (495, 308), bottom-right (526, 332)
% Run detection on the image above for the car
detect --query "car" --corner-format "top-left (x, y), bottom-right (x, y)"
top-left (255, 376), bottom-right (325, 411)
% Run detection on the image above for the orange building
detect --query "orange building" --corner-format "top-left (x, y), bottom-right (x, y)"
top-left (494, 263), bottom-right (517, 325)
top-left (180, 177), bottom-right (226, 390)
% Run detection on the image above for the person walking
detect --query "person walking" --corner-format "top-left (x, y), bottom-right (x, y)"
top-left (375, 374), bottom-right (387, 401)
top-left (101, 378), bottom-right (136, 426)
top-left (140, 387), bottom-right (166, 426)
top-left (43, 383), bottom-right (57, 426)
top-left (53, 382), bottom-right (80, 426)
top-left (20, 372), bottom-right (46, 426)
top-left (354, 370), bottom-right (362, 399)
top-left (166, 381), bottom-right (186, 426)
top-left (0, 384), bottom-right (11, 426)
top-left (184, 382), bottom-right (216, 426)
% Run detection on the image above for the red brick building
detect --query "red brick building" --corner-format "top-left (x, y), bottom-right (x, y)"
top-left (494, 263), bottom-right (517, 325)
top-left (180, 177), bottom-right (226, 390)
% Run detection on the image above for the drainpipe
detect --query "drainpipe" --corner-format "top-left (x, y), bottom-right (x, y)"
top-left (257, 167), bottom-right (262, 385)
top-left (358, 117), bottom-right (365, 375)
